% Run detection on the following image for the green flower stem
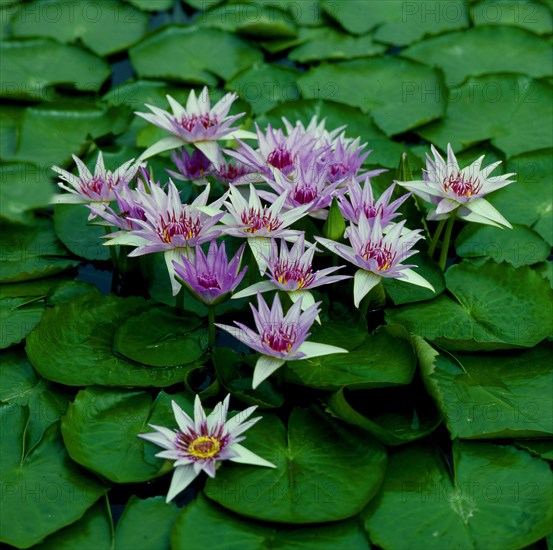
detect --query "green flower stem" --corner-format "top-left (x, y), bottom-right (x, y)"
top-left (428, 219), bottom-right (446, 257)
top-left (439, 215), bottom-right (456, 271)
top-left (104, 226), bottom-right (119, 293)
top-left (208, 306), bottom-right (216, 349)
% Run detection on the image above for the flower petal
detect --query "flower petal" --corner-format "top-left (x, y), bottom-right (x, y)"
top-left (139, 136), bottom-right (185, 161)
top-left (227, 443), bottom-right (276, 468)
top-left (399, 268), bottom-right (435, 292)
top-left (252, 355), bottom-right (285, 389)
top-left (294, 341), bottom-right (348, 359)
top-left (166, 465), bottom-right (198, 502)
top-left (353, 269), bottom-right (381, 308)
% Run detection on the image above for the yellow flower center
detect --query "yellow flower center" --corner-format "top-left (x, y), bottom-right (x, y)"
top-left (188, 436), bottom-right (221, 459)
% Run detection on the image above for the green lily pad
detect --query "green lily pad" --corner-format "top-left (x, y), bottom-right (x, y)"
top-left (456, 223), bottom-right (551, 267)
top-left (327, 381), bottom-right (442, 446)
top-left (515, 440), bottom-right (553, 462)
top-left (200, 3), bottom-right (297, 38)
top-left (10, 0), bottom-right (148, 57)
top-left (322, 0), bottom-right (468, 42)
top-left (172, 494), bottom-right (370, 550)
top-left (54, 204), bottom-right (111, 261)
top-left (25, 293), bottom-right (195, 387)
top-left (0, 404), bottom-right (108, 549)
top-left (0, 39), bottom-right (110, 100)
top-left (298, 58), bottom-right (445, 136)
top-left (35, 499), bottom-right (112, 550)
top-left (417, 74), bottom-right (553, 158)
top-left (205, 406), bottom-right (387, 523)
top-left (0, 219), bottom-right (79, 283)
top-left (284, 325), bottom-right (416, 390)
top-left (8, 101), bottom-right (133, 168)
top-left (364, 441), bottom-right (553, 549)
top-left (383, 251), bottom-right (445, 304)
top-left (62, 388), bottom-right (193, 483)
top-left (402, 26), bottom-right (552, 86)
top-left (415, 337), bottom-right (553, 438)
top-left (0, 276), bottom-right (69, 300)
top-left (258, 99), bottom-right (406, 168)
top-left (0, 163), bottom-right (54, 223)
top-left (114, 496), bottom-right (180, 550)
top-left (114, 307), bottom-right (207, 367)
top-left (124, 0), bottom-right (174, 11)
top-left (488, 149), bottom-right (553, 246)
top-left (289, 27), bottom-right (386, 63)
top-left (130, 25), bottom-right (263, 85)
top-left (471, 0), bottom-right (553, 35)
top-left (386, 260), bottom-right (553, 350)
top-left (226, 63), bottom-right (301, 115)
top-left (0, 349), bottom-right (69, 449)
top-left (0, 104), bottom-right (24, 159)
top-left (0, 297), bottom-right (44, 349)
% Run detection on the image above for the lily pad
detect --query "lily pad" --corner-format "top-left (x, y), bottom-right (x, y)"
top-left (417, 74), bottom-right (553, 158)
top-left (0, 39), bottom-right (110, 100)
top-left (515, 440), bottom-right (553, 462)
top-left (0, 219), bottom-right (79, 283)
top-left (114, 496), bottom-right (180, 550)
top-left (415, 337), bottom-right (553, 438)
top-left (0, 163), bottom-right (54, 223)
top-left (0, 404), bottom-right (108, 549)
top-left (61, 388), bottom-right (193, 483)
top-left (205, 406), bottom-right (387, 523)
top-left (130, 25), bottom-right (263, 85)
top-left (0, 297), bottom-right (45, 349)
top-left (25, 293), bottom-right (196, 387)
top-left (402, 26), bottom-right (553, 86)
top-left (386, 260), bottom-right (553, 350)
top-left (10, 0), bottom-right (149, 57)
top-left (298, 58), bottom-right (445, 136)
top-left (455, 224), bottom-right (551, 267)
top-left (258, 99), bottom-right (406, 168)
top-left (172, 494), bottom-right (370, 550)
top-left (124, 0), bottom-right (174, 11)
top-left (0, 349), bottom-right (69, 449)
top-left (54, 204), bottom-right (111, 261)
top-left (114, 307), bottom-right (207, 367)
top-left (364, 441), bottom-right (553, 549)
top-left (284, 325), bottom-right (416, 390)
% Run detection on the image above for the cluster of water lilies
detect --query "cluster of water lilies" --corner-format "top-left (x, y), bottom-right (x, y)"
top-left (52, 86), bottom-right (515, 502)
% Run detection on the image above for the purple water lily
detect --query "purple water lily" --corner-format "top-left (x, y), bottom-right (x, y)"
top-left (167, 148), bottom-right (213, 186)
top-left (216, 293), bottom-right (347, 388)
top-left (212, 158), bottom-right (258, 186)
top-left (138, 395), bottom-right (275, 502)
top-left (318, 136), bottom-right (372, 184)
top-left (316, 213), bottom-right (433, 307)
top-left (136, 87), bottom-right (256, 163)
top-left (173, 240), bottom-right (247, 305)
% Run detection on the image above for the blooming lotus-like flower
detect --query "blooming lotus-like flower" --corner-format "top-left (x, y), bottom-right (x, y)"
top-left (282, 115), bottom-right (345, 150)
top-left (316, 214), bottom-right (434, 307)
top-left (138, 395), bottom-right (275, 502)
top-left (396, 144), bottom-right (516, 228)
top-left (339, 179), bottom-right (410, 226)
top-left (104, 180), bottom-right (225, 294)
top-left (173, 240), bottom-right (247, 305)
top-left (216, 293), bottom-right (347, 388)
top-left (167, 148), bottom-right (214, 186)
top-left (212, 158), bottom-right (258, 186)
top-left (136, 87), bottom-right (256, 163)
top-left (319, 136), bottom-right (375, 184)
top-left (225, 122), bottom-right (320, 180)
top-left (52, 152), bottom-right (139, 218)
top-left (233, 235), bottom-right (350, 315)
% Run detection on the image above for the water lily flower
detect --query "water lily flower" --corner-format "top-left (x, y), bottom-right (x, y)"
top-left (52, 152), bottom-right (139, 218)
top-left (233, 235), bottom-right (350, 315)
top-left (316, 213), bottom-right (434, 307)
top-left (167, 148), bottom-right (214, 186)
top-left (395, 144), bottom-right (516, 228)
top-left (339, 179), bottom-right (410, 226)
top-left (212, 158), bottom-right (258, 186)
top-left (136, 87), bottom-right (256, 163)
top-left (216, 293), bottom-right (347, 388)
top-left (173, 240), bottom-right (247, 305)
top-left (319, 136), bottom-right (374, 184)
top-left (282, 115), bottom-right (345, 150)
top-left (138, 395), bottom-right (275, 502)
top-left (104, 180), bottom-right (225, 294)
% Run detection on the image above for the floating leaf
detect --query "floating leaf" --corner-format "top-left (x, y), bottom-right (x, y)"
top-left (124, 0), bottom-right (174, 11)
top-left (0, 39), bottom-right (110, 100)
top-left (205, 406), bottom-right (387, 523)
top-left (172, 494), bottom-right (370, 550)
top-left (515, 440), bottom-right (553, 462)
top-left (130, 25), bottom-right (263, 85)
top-left (298, 58), bottom-right (445, 136)
top-left (364, 441), bottom-right (553, 549)
top-left (0, 404), bottom-right (108, 549)
top-left (0, 297), bottom-right (44, 349)
top-left (386, 260), bottom-right (553, 350)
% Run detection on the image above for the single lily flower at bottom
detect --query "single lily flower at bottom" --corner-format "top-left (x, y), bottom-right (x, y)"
top-left (216, 293), bottom-right (347, 389)
top-left (138, 395), bottom-right (275, 502)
